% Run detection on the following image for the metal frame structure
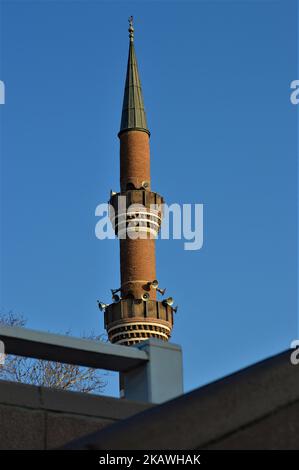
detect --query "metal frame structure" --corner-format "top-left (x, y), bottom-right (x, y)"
top-left (0, 326), bottom-right (183, 404)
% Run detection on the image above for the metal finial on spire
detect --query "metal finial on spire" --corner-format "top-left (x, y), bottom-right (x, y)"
top-left (119, 15), bottom-right (149, 136)
top-left (128, 16), bottom-right (134, 41)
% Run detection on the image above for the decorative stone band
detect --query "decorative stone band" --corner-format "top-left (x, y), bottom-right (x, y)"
top-left (109, 190), bottom-right (164, 238)
top-left (108, 320), bottom-right (171, 345)
top-left (104, 299), bottom-right (174, 346)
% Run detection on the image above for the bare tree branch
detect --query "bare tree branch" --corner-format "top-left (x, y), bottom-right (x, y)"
top-left (0, 312), bottom-right (107, 394)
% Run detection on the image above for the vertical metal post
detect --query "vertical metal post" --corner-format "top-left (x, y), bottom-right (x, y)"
top-left (122, 339), bottom-right (183, 404)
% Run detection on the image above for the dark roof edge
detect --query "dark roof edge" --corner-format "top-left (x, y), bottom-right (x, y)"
top-left (63, 349), bottom-right (298, 450)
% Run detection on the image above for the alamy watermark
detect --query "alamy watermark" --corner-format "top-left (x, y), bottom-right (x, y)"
top-left (0, 80), bottom-right (5, 105)
top-left (95, 201), bottom-right (204, 251)
top-left (290, 81), bottom-right (299, 365)
top-left (290, 340), bottom-right (299, 365)
top-left (0, 340), bottom-right (5, 365)
top-left (290, 80), bottom-right (299, 105)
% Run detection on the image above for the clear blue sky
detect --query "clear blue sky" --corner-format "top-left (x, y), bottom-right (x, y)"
top-left (0, 0), bottom-right (298, 398)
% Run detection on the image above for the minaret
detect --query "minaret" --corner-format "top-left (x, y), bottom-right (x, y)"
top-left (101, 18), bottom-right (175, 346)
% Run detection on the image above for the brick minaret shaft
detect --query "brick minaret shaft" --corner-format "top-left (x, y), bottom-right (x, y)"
top-left (104, 18), bottom-right (174, 346)
top-left (119, 132), bottom-right (157, 301)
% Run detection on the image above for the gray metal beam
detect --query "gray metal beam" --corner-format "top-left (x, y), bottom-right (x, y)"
top-left (123, 339), bottom-right (183, 403)
top-left (0, 326), bottom-right (148, 373)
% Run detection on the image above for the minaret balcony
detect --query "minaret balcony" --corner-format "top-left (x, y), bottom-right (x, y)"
top-left (104, 298), bottom-right (174, 346)
top-left (109, 190), bottom-right (164, 238)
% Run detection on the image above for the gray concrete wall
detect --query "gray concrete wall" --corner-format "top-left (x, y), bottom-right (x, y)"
top-left (0, 380), bottom-right (151, 449)
top-left (1, 350), bottom-right (298, 450)
top-left (64, 350), bottom-right (299, 450)
top-left (205, 399), bottom-right (299, 450)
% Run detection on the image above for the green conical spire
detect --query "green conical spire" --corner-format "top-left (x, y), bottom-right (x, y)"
top-left (119, 17), bottom-right (150, 136)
